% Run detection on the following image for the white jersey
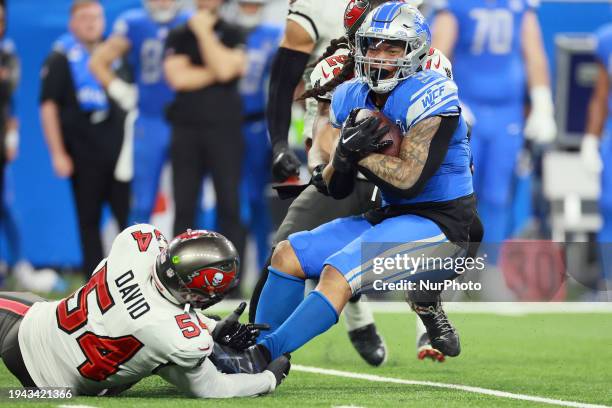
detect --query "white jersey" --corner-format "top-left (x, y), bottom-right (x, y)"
top-left (18, 224), bottom-right (275, 397)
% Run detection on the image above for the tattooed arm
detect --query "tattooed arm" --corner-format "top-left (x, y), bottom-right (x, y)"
top-left (357, 115), bottom-right (459, 198)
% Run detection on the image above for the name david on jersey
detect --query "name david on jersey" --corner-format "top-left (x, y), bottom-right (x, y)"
top-left (115, 270), bottom-right (151, 320)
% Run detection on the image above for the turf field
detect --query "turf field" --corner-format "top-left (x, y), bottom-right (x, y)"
top-left (0, 311), bottom-right (610, 407)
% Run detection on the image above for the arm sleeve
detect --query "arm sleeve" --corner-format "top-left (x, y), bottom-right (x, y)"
top-left (39, 52), bottom-right (68, 104)
top-left (358, 115), bottom-right (459, 199)
top-left (266, 47), bottom-right (310, 150)
top-left (157, 357), bottom-right (276, 398)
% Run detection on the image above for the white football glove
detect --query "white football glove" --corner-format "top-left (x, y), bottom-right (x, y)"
top-left (108, 78), bottom-right (138, 112)
top-left (524, 86), bottom-right (557, 144)
top-left (580, 133), bottom-right (602, 174)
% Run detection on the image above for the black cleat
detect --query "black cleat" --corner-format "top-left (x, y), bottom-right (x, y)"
top-left (412, 303), bottom-right (460, 357)
top-left (348, 323), bottom-right (387, 366)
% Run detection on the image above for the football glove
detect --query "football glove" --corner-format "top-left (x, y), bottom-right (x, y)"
top-left (524, 86), bottom-right (556, 144)
top-left (311, 164), bottom-right (329, 195)
top-left (108, 78), bottom-right (138, 112)
top-left (333, 109), bottom-right (391, 173)
top-left (580, 133), bottom-right (602, 173)
top-left (212, 302), bottom-right (270, 350)
top-left (272, 142), bottom-right (301, 182)
top-left (265, 354), bottom-right (291, 387)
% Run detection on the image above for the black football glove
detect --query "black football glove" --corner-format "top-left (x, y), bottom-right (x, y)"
top-left (311, 164), bottom-right (329, 195)
top-left (272, 142), bottom-right (301, 182)
top-left (333, 109), bottom-right (392, 173)
top-left (265, 354), bottom-right (291, 387)
top-left (212, 302), bottom-right (270, 350)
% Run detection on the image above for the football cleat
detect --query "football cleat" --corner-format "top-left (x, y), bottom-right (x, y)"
top-left (416, 332), bottom-right (445, 362)
top-left (348, 323), bottom-right (387, 366)
top-left (412, 303), bottom-right (460, 357)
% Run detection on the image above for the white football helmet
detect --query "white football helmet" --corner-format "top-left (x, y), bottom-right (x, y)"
top-left (355, 2), bottom-right (430, 93)
top-left (143, 0), bottom-right (182, 23)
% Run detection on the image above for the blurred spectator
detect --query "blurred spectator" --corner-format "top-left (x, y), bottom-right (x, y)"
top-left (431, 0), bottom-right (556, 245)
top-left (0, 0), bottom-right (18, 218)
top-left (39, 0), bottom-right (129, 277)
top-left (0, 2), bottom-right (66, 292)
top-left (228, 0), bottom-right (282, 268)
top-left (163, 0), bottom-right (247, 270)
top-left (581, 22), bottom-right (612, 293)
top-left (89, 0), bottom-right (190, 224)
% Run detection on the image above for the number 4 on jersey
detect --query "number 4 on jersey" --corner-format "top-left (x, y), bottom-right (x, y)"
top-left (132, 231), bottom-right (153, 252)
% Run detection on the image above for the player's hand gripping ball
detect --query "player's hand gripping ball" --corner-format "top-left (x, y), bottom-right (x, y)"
top-left (353, 109), bottom-right (402, 157)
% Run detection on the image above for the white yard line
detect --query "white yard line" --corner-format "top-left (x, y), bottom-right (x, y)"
top-left (57, 405), bottom-right (99, 408)
top-left (293, 365), bottom-right (610, 408)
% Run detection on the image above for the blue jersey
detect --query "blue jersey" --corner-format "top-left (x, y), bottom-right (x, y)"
top-left (238, 25), bottom-right (282, 117)
top-left (330, 71), bottom-right (473, 205)
top-left (433, 0), bottom-right (538, 106)
top-left (112, 9), bottom-right (190, 116)
top-left (595, 23), bottom-right (612, 132)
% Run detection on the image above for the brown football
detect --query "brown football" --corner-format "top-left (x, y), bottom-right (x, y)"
top-left (354, 109), bottom-right (402, 157)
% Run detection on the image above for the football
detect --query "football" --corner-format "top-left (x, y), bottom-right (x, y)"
top-left (354, 109), bottom-right (403, 157)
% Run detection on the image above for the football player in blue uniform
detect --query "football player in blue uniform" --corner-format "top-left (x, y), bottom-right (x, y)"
top-left (251, 3), bottom-right (477, 362)
top-left (581, 23), bottom-right (612, 294)
top-left (430, 0), bottom-right (555, 245)
top-left (232, 0), bottom-right (282, 268)
top-left (90, 0), bottom-right (190, 224)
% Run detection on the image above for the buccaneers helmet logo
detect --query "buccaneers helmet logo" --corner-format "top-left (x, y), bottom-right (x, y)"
top-left (185, 268), bottom-right (235, 293)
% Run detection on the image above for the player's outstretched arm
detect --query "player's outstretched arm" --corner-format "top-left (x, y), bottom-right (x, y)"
top-left (357, 115), bottom-right (458, 198)
top-left (521, 10), bottom-right (556, 144)
top-left (268, 20), bottom-right (314, 182)
top-left (157, 356), bottom-right (285, 398)
top-left (581, 61), bottom-right (610, 173)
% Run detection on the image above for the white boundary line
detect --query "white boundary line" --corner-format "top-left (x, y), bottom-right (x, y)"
top-left (293, 365), bottom-right (611, 408)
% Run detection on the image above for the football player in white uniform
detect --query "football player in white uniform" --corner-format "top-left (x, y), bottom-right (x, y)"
top-left (251, 0), bottom-right (388, 366)
top-left (0, 226), bottom-right (289, 397)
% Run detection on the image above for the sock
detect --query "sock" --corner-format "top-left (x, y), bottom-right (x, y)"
top-left (259, 290), bottom-right (339, 360)
top-left (343, 295), bottom-right (374, 332)
top-left (254, 267), bottom-right (305, 333)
